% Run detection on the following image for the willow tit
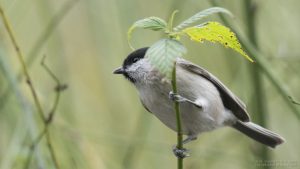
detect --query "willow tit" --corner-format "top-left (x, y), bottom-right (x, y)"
top-left (114, 47), bottom-right (284, 157)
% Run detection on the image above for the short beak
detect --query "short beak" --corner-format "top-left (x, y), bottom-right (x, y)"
top-left (113, 67), bottom-right (125, 74)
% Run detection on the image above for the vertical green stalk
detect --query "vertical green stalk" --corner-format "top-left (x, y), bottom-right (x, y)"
top-left (244, 0), bottom-right (271, 167)
top-left (171, 63), bottom-right (183, 169)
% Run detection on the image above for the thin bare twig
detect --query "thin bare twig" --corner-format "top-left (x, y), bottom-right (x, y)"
top-left (0, 6), bottom-right (46, 122)
top-left (41, 55), bottom-right (68, 123)
top-left (23, 127), bottom-right (46, 169)
top-left (0, 0), bottom-right (78, 111)
top-left (0, 5), bottom-right (61, 169)
top-left (24, 56), bottom-right (67, 169)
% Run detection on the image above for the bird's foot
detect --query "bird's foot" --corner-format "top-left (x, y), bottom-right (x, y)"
top-left (169, 91), bottom-right (202, 109)
top-left (169, 91), bottom-right (187, 102)
top-left (172, 145), bottom-right (190, 159)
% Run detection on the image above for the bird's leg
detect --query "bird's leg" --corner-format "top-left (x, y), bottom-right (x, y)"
top-left (172, 135), bottom-right (197, 158)
top-left (182, 135), bottom-right (197, 144)
top-left (169, 91), bottom-right (200, 158)
top-left (169, 91), bottom-right (202, 109)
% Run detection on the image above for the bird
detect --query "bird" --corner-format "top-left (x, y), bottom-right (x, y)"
top-left (113, 47), bottom-right (285, 158)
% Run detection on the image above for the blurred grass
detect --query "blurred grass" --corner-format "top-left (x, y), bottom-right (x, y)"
top-left (0, 0), bottom-right (299, 169)
top-left (243, 0), bottom-right (270, 167)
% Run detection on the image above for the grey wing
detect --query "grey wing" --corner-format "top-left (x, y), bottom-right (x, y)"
top-left (177, 58), bottom-right (250, 122)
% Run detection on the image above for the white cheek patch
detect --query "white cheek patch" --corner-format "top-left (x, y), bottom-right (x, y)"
top-left (126, 62), bottom-right (140, 72)
top-left (125, 59), bottom-right (154, 83)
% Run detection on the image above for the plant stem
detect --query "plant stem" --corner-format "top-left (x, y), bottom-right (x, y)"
top-left (0, 5), bottom-right (60, 169)
top-left (0, 50), bottom-right (46, 169)
top-left (0, 6), bottom-right (46, 122)
top-left (171, 62), bottom-right (184, 169)
top-left (0, 0), bottom-right (78, 112)
top-left (168, 10), bottom-right (178, 32)
top-left (23, 56), bottom-right (66, 169)
top-left (244, 0), bottom-right (271, 167)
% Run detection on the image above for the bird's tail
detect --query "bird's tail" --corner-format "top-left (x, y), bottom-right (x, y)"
top-left (232, 121), bottom-right (285, 148)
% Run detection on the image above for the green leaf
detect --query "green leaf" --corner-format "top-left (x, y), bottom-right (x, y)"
top-left (183, 22), bottom-right (254, 62)
top-left (145, 39), bottom-right (187, 78)
top-left (127, 17), bottom-right (167, 49)
top-left (174, 7), bottom-right (233, 31)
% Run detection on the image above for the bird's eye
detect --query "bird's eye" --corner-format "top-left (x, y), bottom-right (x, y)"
top-left (133, 58), bottom-right (139, 63)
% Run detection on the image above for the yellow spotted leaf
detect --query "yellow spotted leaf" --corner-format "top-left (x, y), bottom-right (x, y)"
top-left (183, 22), bottom-right (254, 62)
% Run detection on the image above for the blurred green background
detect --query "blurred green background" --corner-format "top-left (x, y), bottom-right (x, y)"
top-left (0, 0), bottom-right (299, 169)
